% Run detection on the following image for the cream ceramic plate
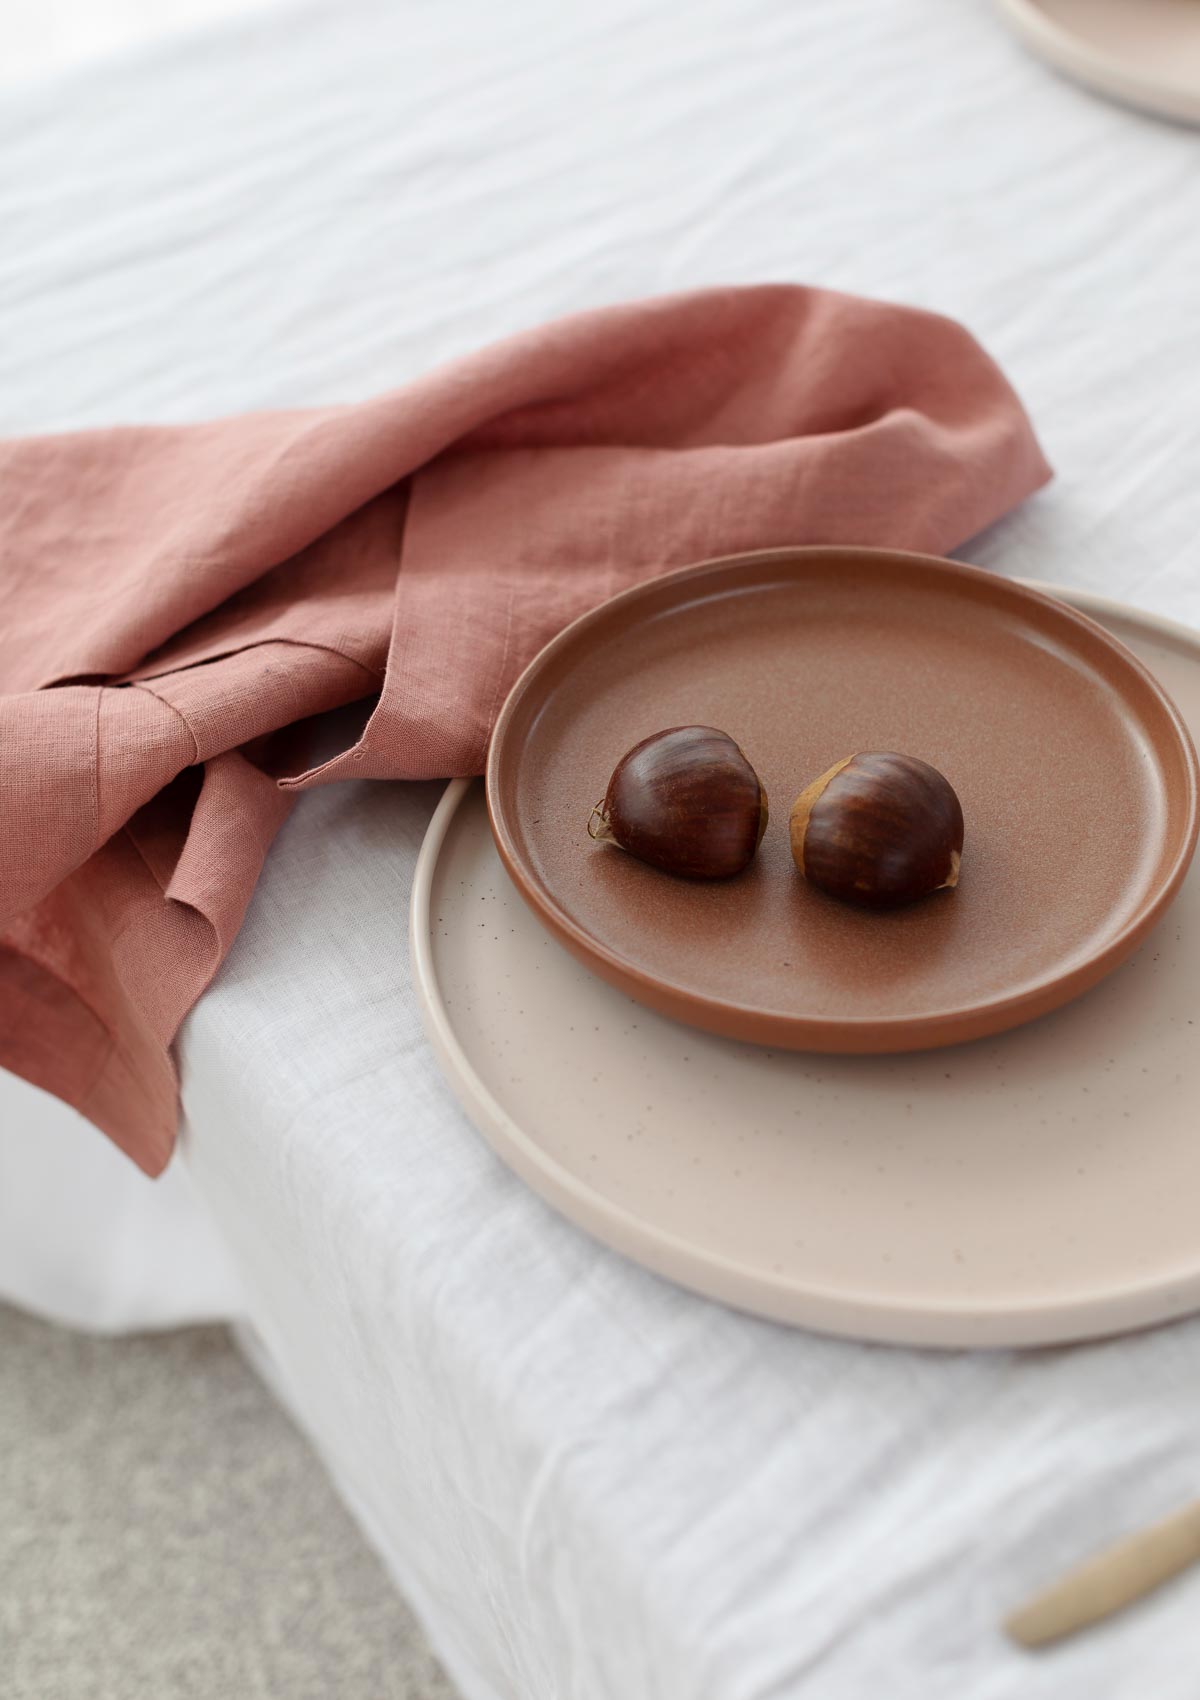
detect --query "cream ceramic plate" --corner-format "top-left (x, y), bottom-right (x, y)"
top-left (997, 0), bottom-right (1200, 126)
top-left (411, 589), bottom-right (1200, 1348)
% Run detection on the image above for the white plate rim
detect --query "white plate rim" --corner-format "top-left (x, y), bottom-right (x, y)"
top-left (410, 584), bottom-right (1200, 1348)
top-left (996, 0), bottom-right (1200, 127)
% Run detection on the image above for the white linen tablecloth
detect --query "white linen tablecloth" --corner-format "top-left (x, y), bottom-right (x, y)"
top-left (2, 0), bottom-right (1200, 1693)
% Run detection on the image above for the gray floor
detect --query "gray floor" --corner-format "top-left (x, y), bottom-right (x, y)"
top-left (0, 1304), bottom-right (459, 1700)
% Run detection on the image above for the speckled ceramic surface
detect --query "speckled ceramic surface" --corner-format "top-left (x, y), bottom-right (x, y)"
top-left (487, 550), bottom-right (1198, 1054)
top-left (997, 0), bottom-right (1200, 126)
top-left (412, 588), bottom-right (1200, 1347)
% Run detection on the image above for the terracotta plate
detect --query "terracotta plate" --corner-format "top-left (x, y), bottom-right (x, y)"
top-left (486, 549), bottom-right (1198, 1054)
top-left (997, 0), bottom-right (1200, 127)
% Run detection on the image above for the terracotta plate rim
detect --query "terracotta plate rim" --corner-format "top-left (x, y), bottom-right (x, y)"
top-left (484, 549), bottom-right (1200, 1054)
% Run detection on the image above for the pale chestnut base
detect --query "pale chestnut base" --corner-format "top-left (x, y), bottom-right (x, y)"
top-left (787, 755), bottom-right (854, 875)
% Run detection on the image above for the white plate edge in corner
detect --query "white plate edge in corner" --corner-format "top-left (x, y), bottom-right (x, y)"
top-left (995, 0), bottom-right (1200, 128)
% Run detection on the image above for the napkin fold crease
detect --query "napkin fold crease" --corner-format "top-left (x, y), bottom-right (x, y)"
top-left (0, 285), bottom-right (1050, 1172)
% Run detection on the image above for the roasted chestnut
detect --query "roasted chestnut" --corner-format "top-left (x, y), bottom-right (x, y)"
top-left (588, 726), bottom-right (768, 879)
top-left (789, 751), bottom-right (963, 908)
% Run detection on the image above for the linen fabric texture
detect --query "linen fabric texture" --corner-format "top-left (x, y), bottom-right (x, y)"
top-left (0, 285), bottom-right (1049, 1171)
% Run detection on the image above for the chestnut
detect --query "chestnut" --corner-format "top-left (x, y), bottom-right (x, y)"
top-left (588, 726), bottom-right (768, 879)
top-left (789, 751), bottom-right (963, 908)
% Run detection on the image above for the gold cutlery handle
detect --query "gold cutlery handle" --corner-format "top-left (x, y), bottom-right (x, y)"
top-left (1006, 1500), bottom-right (1200, 1648)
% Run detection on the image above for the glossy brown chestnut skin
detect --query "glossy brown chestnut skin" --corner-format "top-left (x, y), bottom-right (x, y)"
top-left (789, 751), bottom-right (963, 908)
top-left (588, 726), bottom-right (768, 879)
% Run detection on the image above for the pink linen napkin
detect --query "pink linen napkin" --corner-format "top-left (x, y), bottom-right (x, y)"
top-left (0, 286), bottom-right (1050, 1173)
